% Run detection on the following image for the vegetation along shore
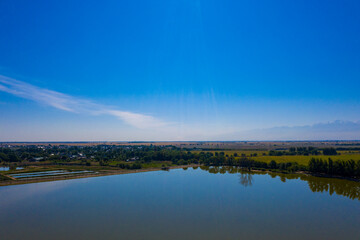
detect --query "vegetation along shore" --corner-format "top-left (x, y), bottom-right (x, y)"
top-left (1, 142), bottom-right (360, 186)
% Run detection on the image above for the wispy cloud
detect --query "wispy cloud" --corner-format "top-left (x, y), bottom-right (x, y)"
top-left (0, 75), bottom-right (168, 129)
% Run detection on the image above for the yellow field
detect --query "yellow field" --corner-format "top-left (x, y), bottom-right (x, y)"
top-left (192, 150), bottom-right (360, 165)
top-left (192, 150), bottom-right (268, 156)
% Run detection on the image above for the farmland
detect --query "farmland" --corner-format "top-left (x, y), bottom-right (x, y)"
top-left (1, 141), bottom-right (360, 186)
top-left (192, 149), bottom-right (360, 166)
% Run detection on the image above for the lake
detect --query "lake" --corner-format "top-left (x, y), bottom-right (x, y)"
top-left (0, 167), bottom-right (359, 240)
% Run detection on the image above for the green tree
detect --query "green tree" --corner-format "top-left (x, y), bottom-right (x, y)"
top-left (269, 160), bottom-right (277, 169)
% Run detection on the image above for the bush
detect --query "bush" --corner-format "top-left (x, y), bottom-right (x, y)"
top-left (323, 148), bottom-right (337, 155)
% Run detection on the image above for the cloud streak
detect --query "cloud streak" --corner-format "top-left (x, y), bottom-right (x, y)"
top-left (0, 75), bottom-right (168, 129)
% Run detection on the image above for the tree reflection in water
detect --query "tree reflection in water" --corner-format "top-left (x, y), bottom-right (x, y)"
top-left (198, 166), bottom-right (360, 201)
top-left (239, 172), bottom-right (253, 187)
top-left (306, 177), bottom-right (360, 200)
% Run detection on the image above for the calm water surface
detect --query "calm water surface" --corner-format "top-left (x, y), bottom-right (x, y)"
top-left (0, 167), bottom-right (359, 240)
top-left (0, 166), bottom-right (23, 171)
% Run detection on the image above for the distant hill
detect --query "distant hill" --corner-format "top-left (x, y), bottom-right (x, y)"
top-left (218, 120), bottom-right (360, 141)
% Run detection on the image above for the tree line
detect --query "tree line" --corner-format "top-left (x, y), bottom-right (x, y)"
top-left (268, 147), bottom-right (337, 156)
top-left (0, 145), bottom-right (358, 179)
top-left (308, 158), bottom-right (360, 177)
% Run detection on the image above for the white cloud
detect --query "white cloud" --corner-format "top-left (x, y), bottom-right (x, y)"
top-left (2, 75), bottom-right (360, 141)
top-left (0, 75), bottom-right (167, 129)
top-left (106, 110), bottom-right (167, 129)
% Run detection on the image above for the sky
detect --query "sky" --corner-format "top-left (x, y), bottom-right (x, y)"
top-left (1, 0), bottom-right (360, 141)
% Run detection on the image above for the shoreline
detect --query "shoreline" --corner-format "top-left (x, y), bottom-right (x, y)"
top-left (0, 164), bottom-right (199, 187)
top-left (250, 168), bottom-right (360, 182)
top-left (1, 164), bottom-right (359, 187)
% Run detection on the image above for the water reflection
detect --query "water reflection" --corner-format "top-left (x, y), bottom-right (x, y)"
top-left (199, 166), bottom-right (360, 201)
top-left (239, 172), bottom-right (253, 187)
top-left (0, 166), bottom-right (24, 171)
top-left (1, 166), bottom-right (359, 240)
top-left (306, 177), bottom-right (360, 200)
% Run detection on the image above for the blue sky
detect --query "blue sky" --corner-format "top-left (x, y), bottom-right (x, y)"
top-left (1, 0), bottom-right (360, 141)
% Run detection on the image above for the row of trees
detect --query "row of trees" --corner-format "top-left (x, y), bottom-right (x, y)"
top-left (268, 147), bottom-right (337, 156)
top-left (0, 145), bottom-right (340, 164)
top-left (0, 145), bottom-right (358, 178)
top-left (200, 166), bottom-right (360, 200)
top-left (204, 157), bottom-right (304, 173)
top-left (308, 158), bottom-right (360, 177)
top-left (204, 156), bottom-right (360, 178)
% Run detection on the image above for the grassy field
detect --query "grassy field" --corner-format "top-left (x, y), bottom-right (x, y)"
top-left (252, 155), bottom-right (360, 165)
top-left (1, 160), bottom-right (176, 178)
top-left (192, 150), bottom-right (360, 166)
top-left (192, 150), bottom-right (268, 156)
top-left (107, 160), bottom-right (173, 168)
